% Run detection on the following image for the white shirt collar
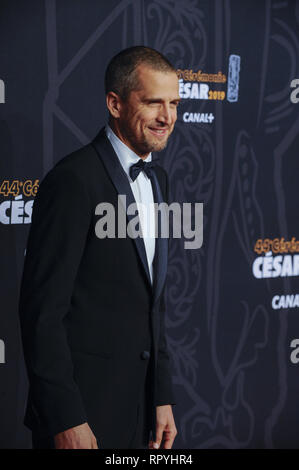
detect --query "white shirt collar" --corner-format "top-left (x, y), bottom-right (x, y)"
top-left (105, 124), bottom-right (152, 178)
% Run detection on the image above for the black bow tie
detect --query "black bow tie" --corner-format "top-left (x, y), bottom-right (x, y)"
top-left (129, 159), bottom-right (156, 182)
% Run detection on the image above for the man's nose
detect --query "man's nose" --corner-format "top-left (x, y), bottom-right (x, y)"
top-left (157, 104), bottom-right (172, 125)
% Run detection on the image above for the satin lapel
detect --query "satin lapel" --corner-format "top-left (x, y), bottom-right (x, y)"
top-left (151, 164), bottom-right (168, 305)
top-left (92, 128), bottom-right (152, 289)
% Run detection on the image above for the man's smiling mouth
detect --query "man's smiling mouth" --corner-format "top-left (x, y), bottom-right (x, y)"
top-left (148, 127), bottom-right (168, 136)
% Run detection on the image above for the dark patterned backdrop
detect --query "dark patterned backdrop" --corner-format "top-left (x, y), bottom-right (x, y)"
top-left (1, 0), bottom-right (299, 449)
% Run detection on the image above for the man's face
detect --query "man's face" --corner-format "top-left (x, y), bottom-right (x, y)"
top-left (111, 65), bottom-right (180, 158)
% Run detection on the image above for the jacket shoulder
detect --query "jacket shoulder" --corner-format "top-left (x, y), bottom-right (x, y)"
top-left (53, 144), bottom-right (99, 175)
top-left (40, 144), bottom-right (100, 186)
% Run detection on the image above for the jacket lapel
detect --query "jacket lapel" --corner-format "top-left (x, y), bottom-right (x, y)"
top-left (92, 128), bottom-right (152, 290)
top-left (150, 165), bottom-right (168, 305)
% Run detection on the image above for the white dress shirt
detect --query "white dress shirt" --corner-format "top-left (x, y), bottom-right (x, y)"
top-left (105, 125), bottom-right (156, 284)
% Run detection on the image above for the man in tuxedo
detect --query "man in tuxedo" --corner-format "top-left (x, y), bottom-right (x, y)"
top-left (19, 46), bottom-right (180, 449)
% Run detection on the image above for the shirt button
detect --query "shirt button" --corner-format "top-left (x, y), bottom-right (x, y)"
top-left (140, 350), bottom-right (150, 360)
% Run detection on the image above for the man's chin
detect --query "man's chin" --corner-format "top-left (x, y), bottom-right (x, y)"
top-left (152, 144), bottom-right (167, 153)
top-left (147, 137), bottom-right (169, 153)
top-left (135, 136), bottom-right (169, 155)
top-left (152, 141), bottom-right (169, 153)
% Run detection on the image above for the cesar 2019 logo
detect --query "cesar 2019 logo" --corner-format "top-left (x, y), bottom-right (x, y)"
top-left (290, 79), bottom-right (299, 104)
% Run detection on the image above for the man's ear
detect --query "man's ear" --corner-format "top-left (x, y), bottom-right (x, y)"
top-left (106, 91), bottom-right (122, 118)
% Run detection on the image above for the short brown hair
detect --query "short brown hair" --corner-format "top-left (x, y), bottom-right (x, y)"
top-left (105, 46), bottom-right (176, 100)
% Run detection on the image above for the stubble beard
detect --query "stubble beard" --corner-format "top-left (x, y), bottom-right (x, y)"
top-left (125, 125), bottom-right (171, 156)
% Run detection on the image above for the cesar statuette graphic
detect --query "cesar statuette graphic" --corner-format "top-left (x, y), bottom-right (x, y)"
top-left (0, 79), bottom-right (5, 104)
top-left (0, 339), bottom-right (5, 364)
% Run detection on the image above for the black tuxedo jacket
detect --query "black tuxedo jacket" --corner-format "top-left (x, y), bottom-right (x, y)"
top-left (19, 128), bottom-right (175, 448)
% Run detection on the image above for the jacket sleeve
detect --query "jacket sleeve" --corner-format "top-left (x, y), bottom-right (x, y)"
top-left (155, 169), bottom-right (176, 406)
top-left (19, 164), bottom-right (91, 436)
top-left (155, 286), bottom-right (176, 406)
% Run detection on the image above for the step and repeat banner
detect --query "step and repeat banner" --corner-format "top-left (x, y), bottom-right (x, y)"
top-left (1, 0), bottom-right (299, 449)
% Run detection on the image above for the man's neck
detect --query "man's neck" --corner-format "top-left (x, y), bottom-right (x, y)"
top-left (108, 120), bottom-right (149, 160)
